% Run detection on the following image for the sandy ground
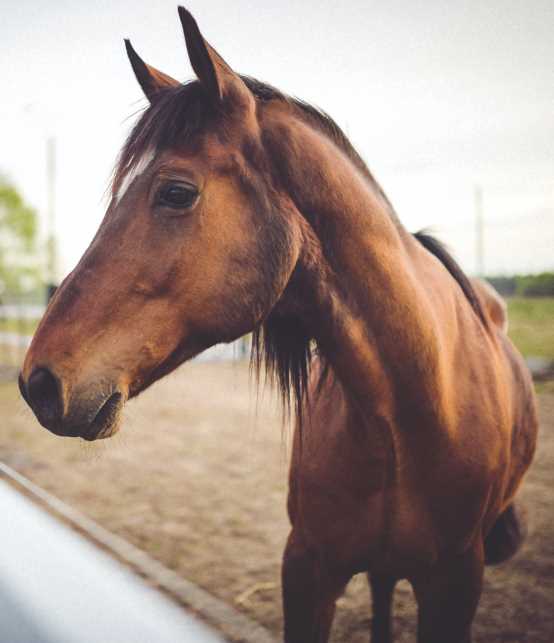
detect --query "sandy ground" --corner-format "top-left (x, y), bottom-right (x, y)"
top-left (1, 361), bottom-right (553, 642)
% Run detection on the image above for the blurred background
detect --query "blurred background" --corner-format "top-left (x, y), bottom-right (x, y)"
top-left (1, 2), bottom-right (553, 642)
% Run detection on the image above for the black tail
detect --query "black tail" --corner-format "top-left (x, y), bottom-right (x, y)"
top-left (484, 503), bottom-right (527, 566)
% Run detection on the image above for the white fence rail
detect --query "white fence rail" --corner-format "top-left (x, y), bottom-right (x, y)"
top-left (0, 467), bottom-right (225, 643)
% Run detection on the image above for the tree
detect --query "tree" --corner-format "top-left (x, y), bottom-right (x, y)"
top-left (516, 273), bottom-right (554, 297)
top-left (0, 176), bottom-right (41, 299)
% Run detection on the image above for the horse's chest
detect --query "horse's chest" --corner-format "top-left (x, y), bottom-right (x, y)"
top-left (296, 467), bottom-right (432, 562)
top-left (291, 437), bottom-right (398, 567)
top-left (292, 437), bottom-right (492, 574)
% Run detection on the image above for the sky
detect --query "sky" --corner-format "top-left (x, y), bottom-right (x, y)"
top-left (1, 0), bottom-right (553, 279)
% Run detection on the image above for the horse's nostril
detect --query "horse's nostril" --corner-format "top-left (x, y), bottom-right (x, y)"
top-left (27, 367), bottom-right (62, 427)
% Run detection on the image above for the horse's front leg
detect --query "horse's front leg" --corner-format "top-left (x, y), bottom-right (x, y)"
top-left (411, 541), bottom-right (484, 643)
top-left (368, 572), bottom-right (397, 643)
top-left (282, 529), bottom-right (349, 643)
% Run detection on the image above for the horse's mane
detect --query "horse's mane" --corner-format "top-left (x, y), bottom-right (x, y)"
top-left (114, 77), bottom-right (486, 417)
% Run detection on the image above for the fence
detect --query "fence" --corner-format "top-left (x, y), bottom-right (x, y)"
top-left (0, 304), bottom-right (44, 377)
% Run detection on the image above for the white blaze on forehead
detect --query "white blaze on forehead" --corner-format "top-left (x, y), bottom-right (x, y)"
top-left (115, 148), bottom-right (156, 204)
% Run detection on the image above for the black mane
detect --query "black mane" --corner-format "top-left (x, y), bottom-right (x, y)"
top-left (413, 231), bottom-right (486, 326)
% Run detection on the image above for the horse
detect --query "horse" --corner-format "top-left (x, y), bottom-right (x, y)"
top-left (19, 8), bottom-right (538, 643)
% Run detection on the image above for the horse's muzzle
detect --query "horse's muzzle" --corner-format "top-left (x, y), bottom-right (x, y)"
top-left (19, 368), bottom-right (125, 441)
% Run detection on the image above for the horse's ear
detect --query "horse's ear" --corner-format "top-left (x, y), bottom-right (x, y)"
top-left (124, 39), bottom-right (179, 102)
top-left (178, 6), bottom-right (251, 107)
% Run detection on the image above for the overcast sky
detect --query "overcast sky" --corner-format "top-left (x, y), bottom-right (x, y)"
top-left (1, 0), bottom-right (553, 277)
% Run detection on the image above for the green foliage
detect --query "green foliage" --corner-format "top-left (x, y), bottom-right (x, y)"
top-left (487, 273), bottom-right (554, 298)
top-left (507, 297), bottom-right (554, 359)
top-left (0, 176), bottom-right (41, 297)
top-left (516, 273), bottom-right (554, 297)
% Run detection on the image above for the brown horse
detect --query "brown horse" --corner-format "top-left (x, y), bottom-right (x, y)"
top-left (19, 8), bottom-right (537, 643)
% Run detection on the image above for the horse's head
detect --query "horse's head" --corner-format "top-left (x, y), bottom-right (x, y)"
top-left (20, 8), bottom-right (309, 440)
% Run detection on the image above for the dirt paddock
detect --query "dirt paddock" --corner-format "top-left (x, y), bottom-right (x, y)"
top-left (1, 361), bottom-right (553, 642)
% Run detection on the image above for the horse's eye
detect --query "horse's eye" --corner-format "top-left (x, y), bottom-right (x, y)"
top-left (157, 183), bottom-right (198, 210)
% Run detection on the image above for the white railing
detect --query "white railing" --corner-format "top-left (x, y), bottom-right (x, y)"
top-left (0, 465), bottom-right (226, 643)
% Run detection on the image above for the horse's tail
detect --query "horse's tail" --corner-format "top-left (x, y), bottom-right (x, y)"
top-left (484, 502), bottom-right (527, 566)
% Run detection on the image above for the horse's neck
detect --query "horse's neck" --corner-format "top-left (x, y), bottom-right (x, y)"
top-left (265, 109), bottom-right (450, 420)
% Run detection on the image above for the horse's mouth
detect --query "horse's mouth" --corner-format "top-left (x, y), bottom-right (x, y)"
top-left (20, 371), bottom-right (127, 441)
top-left (82, 391), bottom-right (125, 441)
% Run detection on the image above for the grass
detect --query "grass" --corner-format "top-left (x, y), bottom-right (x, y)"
top-left (507, 297), bottom-right (554, 360)
top-left (0, 318), bottom-right (39, 335)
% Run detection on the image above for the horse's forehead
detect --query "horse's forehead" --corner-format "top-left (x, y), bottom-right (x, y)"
top-left (158, 139), bottom-right (246, 180)
top-left (114, 133), bottom-right (250, 205)
top-left (115, 148), bottom-right (156, 203)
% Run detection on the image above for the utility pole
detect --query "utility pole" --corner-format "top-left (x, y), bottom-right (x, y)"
top-left (46, 137), bottom-right (57, 300)
top-left (474, 184), bottom-right (484, 277)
